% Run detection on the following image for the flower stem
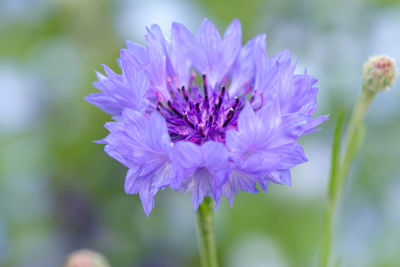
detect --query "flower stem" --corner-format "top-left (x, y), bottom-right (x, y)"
top-left (196, 197), bottom-right (219, 267)
top-left (320, 88), bottom-right (376, 267)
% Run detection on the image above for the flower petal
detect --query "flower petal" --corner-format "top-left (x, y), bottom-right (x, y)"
top-left (216, 19), bottom-right (242, 86)
top-left (124, 169), bottom-right (156, 216)
top-left (120, 49), bottom-right (150, 110)
top-left (229, 34), bottom-right (265, 97)
top-left (145, 27), bottom-right (169, 99)
top-left (303, 115), bottom-right (329, 135)
top-left (192, 18), bottom-right (241, 88)
top-left (170, 22), bottom-right (195, 88)
top-left (260, 143), bottom-right (308, 170)
top-left (100, 111), bottom-right (173, 215)
top-left (84, 93), bottom-right (121, 115)
top-left (172, 141), bottom-right (230, 211)
top-left (196, 18), bottom-right (222, 79)
top-left (125, 40), bottom-right (149, 65)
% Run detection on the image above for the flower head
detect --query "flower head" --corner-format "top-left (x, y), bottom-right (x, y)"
top-left (64, 249), bottom-right (110, 267)
top-left (363, 55), bottom-right (397, 92)
top-left (86, 18), bottom-right (328, 216)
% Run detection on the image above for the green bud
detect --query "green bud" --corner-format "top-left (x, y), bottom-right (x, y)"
top-left (63, 249), bottom-right (111, 267)
top-left (362, 55), bottom-right (397, 92)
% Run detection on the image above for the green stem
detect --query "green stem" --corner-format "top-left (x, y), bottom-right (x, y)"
top-left (320, 88), bottom-right (376, 267)
top-left (196, 197), bottom-right (218, 267)
top-left (338, 89), bottom-right (375, 192)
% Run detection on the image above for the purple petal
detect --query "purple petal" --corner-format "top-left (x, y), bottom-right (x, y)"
top-left (120, 49), bottom-right (150, 110)
top-left (100, 110), bottom-right (173, 215)
top-left (222, 170), bottom-right (259, 207)
top-left (145, 28), bottom-right (169, 99)
top-left (303, 115), bottom-right (329, 135)
top-left (196, 18), bottom-right (222, 79)
top-left (238, 104), bottom-right (257, 134)
top-left (260, 143), bottom-right (308, 169)
top-left (190, 168), bottom-right (214, 211)
top-left (229, 34), bottom-right (265, 97)
top-left (139, 189), bottom-right (155, 217)
top-left (84, 93), bottom-right (121, 115)
top-left (216, 19), bottom-right (241, 87)
top-left (228, 102), bottom-right (281, 155)
top-left (193, 18), bottom-right (241, 88)
top-left (170, 22), bottom-right (195, 88)
top-left (267, 114), bottom-right (308, 148)
top-left (86, 51), bottom-right (150, 116)
top-left (281, 72), bottom-right (318, 115)
top-left (254, 37), bottom-right (281, 101)
top-left (268, 169), bottom-right (292, 186)
top-left (102, 64), bottom-right (122, 82)
top-left (125, 40), bottom-right (149, 65)
top-left (258, 179), bottom-right (270, 193)
top-left (171, 141), bottom-right (230, 211)
top-left (202, 142), bottom-right (229, 174)
top-left (124, 169), bottom-right (156, 216)
top-left (172, 141), bottom-right (202, 170)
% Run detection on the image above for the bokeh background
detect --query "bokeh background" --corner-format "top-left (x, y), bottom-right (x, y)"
top-left (1, 0), bottom-right (400, 266)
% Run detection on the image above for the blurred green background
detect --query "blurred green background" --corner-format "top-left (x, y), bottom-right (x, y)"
top-left (1, 0), bottom-right (400, 266)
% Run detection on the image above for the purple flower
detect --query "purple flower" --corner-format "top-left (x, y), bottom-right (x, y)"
top-left (86, 18), bottom-right (328, 216)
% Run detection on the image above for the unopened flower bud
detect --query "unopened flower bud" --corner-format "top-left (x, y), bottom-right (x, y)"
top-left (362, 55), bottom-right (397, 92)
top-left (63, 249), bottom-right (111, 267)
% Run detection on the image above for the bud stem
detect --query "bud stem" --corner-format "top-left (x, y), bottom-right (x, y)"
top-left (320, 88), bottom-right (376, 267)
top-left (339, 88), bottom-right (375, 190)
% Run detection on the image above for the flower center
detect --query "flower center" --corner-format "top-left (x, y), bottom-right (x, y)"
top-left (156, 73), bottom-right (246, 144)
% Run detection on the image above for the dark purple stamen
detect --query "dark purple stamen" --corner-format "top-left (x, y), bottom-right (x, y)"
top-left (223, 108), bottom-right (235, 127)
top-left (216, 86), bottom-right (225, 110)
top-left (157, 73), bottom-right (250, 144)
top-left (181, 86), bottom-right (189, 102)
top-left (209, 115), bottom-right (214, 125)
top-left (184, 113), bottom-right (195, 129)
top-left (232, 96), bottom-right (239, 109)
top-left (202, 73), bottom-right (208, 100)
top-left (195, 102), bottom-right (201, 113)
top-left (221, 86), bottom-right (226, 97)
top-left (157, 100), bottom-right (167, 110)
top-left (168, 100), bottom-right (183, 119)
top-left (199, 126), bottom-right (205, 138)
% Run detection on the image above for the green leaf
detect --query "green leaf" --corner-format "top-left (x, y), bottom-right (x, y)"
top-left (328, 110), bottom-right (346, 200)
